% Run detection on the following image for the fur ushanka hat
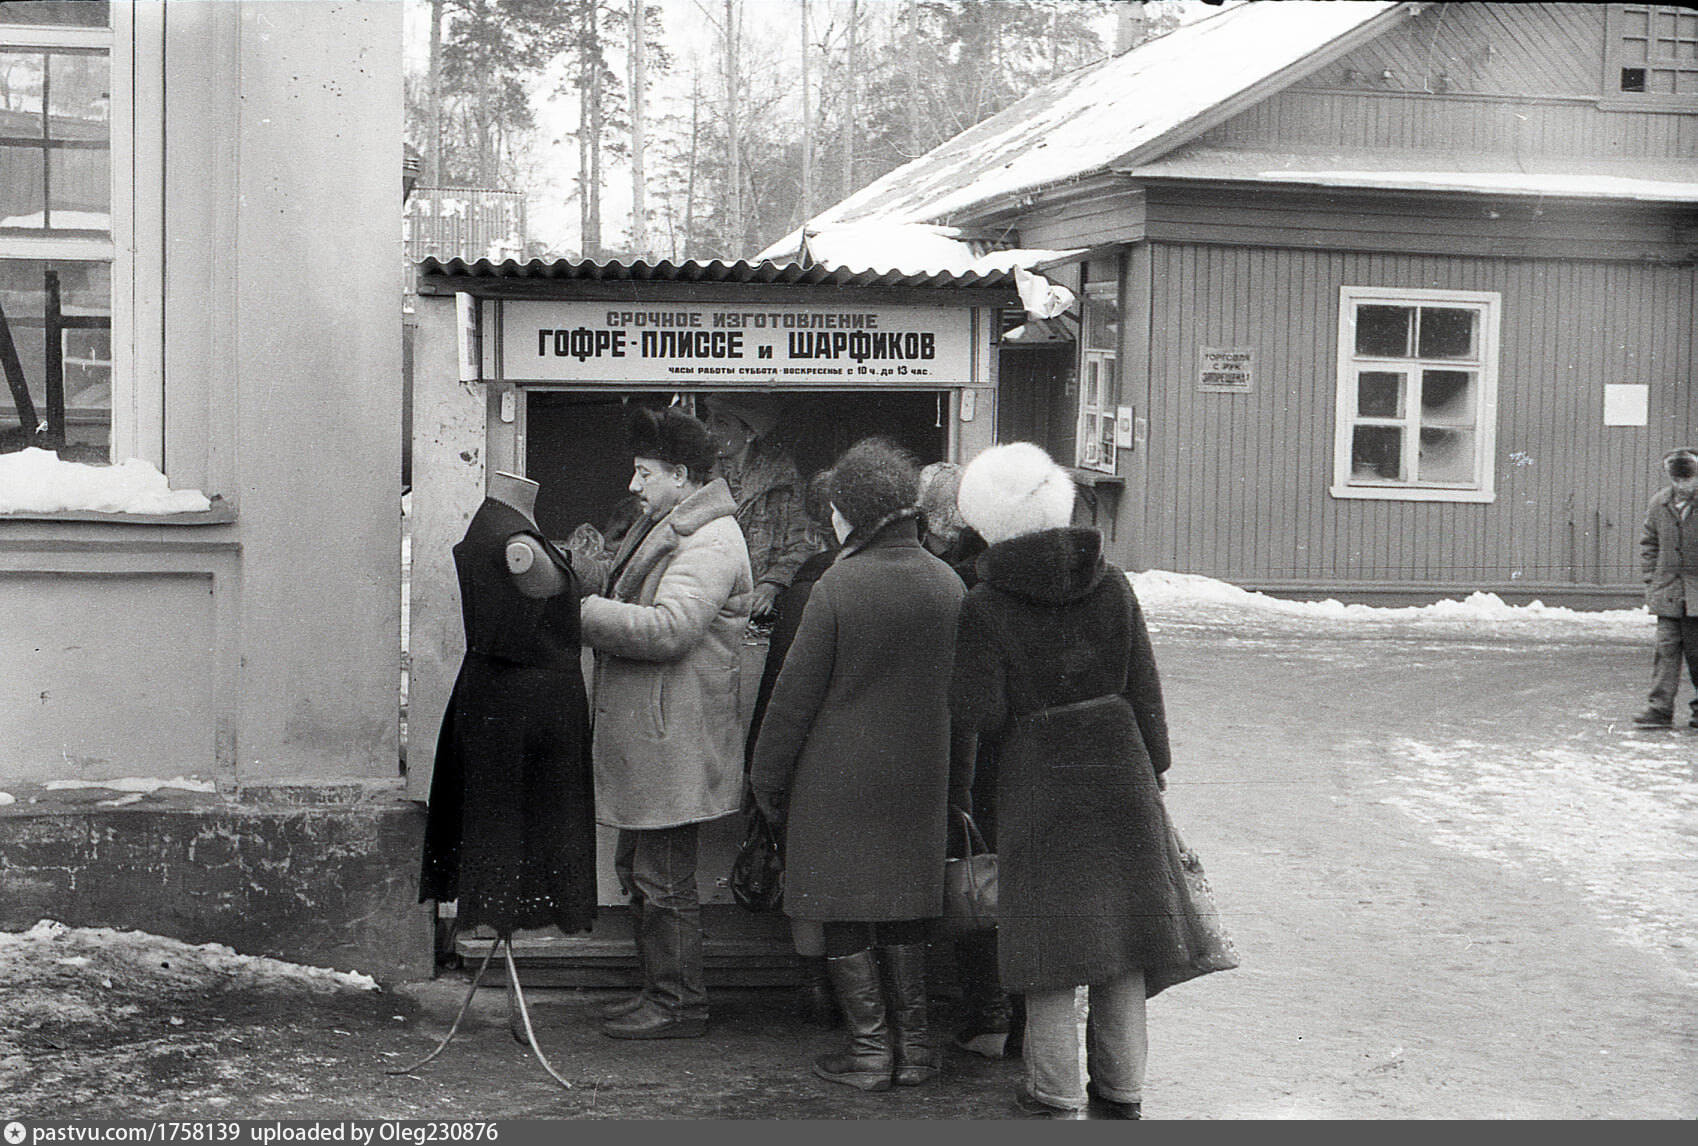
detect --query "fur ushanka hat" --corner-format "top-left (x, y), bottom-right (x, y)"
top-left (1664, 448), bottom-right (1698, 480)
top-left (957, 442), bottom-right (1076, 544)
top-left (627, 405), bottom-right (717, 482)
top-left (830, 437), bottom-right (920, 531)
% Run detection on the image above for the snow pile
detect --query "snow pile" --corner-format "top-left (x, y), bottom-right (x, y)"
top-left (0, 447), bottom-right (212, 514)
top-left (1131, 569), bottom-right (1650, 628)
top-left (1257, 169), bottom-right (1698, 203)
top-left (2, 920), bottom-right (381, 998)
top-left (42, 776), bottom-right (217, 794)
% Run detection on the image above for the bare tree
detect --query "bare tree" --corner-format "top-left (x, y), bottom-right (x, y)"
top-left (629, 0), bottom-right (648, 257)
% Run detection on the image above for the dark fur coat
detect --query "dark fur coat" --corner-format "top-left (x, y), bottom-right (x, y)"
top-left (950, 526), bottom-right (1200, 993)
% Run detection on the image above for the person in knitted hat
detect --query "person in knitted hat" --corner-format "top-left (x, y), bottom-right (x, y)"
top-left (704, 394), bottom-right (823, 621)
top-left (578, 404), bottom-right (754, 1040)
top-left (1634, 447), bottom-right (1698, 726)
top-left (951, 441), bottom-right (1234, 1119)
top-left (751, 436), bottom-right (972, 1092)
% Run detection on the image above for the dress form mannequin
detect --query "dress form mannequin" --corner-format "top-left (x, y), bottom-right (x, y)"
top-left (407, 469), bottom-right (593, 1088)
top-left (488, 471), bottom-right (567, 598)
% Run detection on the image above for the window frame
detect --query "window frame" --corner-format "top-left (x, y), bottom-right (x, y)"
top-left (0, 2), bottom-right (161, 472)
top-left (1331, 286), bottom-right (1500, 505)
top-left (1601, 4), bottom-right (1698, 111)
top-left (1074, 280), bottom-right (1119, 475)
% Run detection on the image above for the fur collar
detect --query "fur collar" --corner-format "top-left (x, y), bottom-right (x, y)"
top-left (978, 527), bottom-right (1106, 605)
top-left (837, 505), bottom-right (922, 560)
top-left (608, 478), bottom-right (737, 601)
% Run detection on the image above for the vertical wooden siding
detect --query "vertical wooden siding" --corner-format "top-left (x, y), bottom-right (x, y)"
top-left (1140, 244), bottom-right (1696, 592)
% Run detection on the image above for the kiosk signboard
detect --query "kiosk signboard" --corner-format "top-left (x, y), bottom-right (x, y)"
top-left (496, 300), bottom-right (981, 385)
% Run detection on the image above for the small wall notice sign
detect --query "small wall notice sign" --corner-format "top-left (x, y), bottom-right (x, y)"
top-left (1199, 346), bottom-right (1254, 393)
top-left (1604, 384), bottom-right (1649, 427)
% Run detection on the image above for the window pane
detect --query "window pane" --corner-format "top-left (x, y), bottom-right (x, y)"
top-left (0, 2), bottom-right (107, 26)
top-left (0, 144), bottom-right (46, 227)
top-left (1417, 308), bottom-right (1477, 358)
top-left (1417, 427), bottom-right (1475, 484)
top-left (1355, 305), bottom-right (1411, 357)
top-left (1085, 360), bottom-right (1098, 405)
top-left (49, 145), bottom-right (107, 221)
top-left (0, 258), bottom-right (111, 461)
top-left (1351, 425), bottom-right (1402, 481)
top-left (1084, 291), bottom-right (1118, 350)
top-left (1421, 370), bottom-right (1475, 427)
top-left (1357, 371), bottom-right (1403, 417)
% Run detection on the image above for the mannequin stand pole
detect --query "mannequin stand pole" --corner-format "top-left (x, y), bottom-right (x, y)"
top-left (384, 936), bottom-right (573, 1090)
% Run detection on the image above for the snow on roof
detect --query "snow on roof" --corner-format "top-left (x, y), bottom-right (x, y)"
top-left (771, 1), bottom-right (1399, 245)
top-left (0, 447), bottom-right (211, 514)
top-left (788, 221), bottom-right (1082, 277)
top-left (1247, 170), bottom-right (1698, 203)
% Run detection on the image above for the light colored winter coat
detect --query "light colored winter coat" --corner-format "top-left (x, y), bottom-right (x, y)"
top-left (1640, 486), bottom-right (1698, 617)
top-left (581, 478), bottom-right (753, 829)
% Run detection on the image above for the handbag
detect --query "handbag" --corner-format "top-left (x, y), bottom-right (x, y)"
top-left (730, 807), bottom-right (784, 913)
top-left (1146, 818), bottom-right (1241, 996)
top-left (941, 808), bottom-right (998, 934)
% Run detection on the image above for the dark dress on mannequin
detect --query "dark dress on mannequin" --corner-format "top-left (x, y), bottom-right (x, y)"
top-left (419, 496), bottom-right (597, 937)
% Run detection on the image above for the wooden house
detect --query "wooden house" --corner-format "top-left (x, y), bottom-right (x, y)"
top-left (764, 2), bottom-right (1698, 604)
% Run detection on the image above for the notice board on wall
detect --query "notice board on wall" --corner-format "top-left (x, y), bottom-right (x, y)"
top-left (1199, 346), bottom-right (1254, 394)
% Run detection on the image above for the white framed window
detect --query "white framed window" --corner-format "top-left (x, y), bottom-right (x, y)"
top-left (0, 1), bottom-right (158, 470)
top-left (1332, 286), bottom-right (1500, 503)
top-left (1075, 282), bottom-right (1118, 474)
top-left (1603, 5), bottom-right (1698, 110)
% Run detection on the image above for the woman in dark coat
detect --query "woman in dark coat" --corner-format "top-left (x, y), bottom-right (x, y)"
top-left (950, 442), bottom-right (1220, 1120)
top-left (751, 437), bottom-right (970, 1093)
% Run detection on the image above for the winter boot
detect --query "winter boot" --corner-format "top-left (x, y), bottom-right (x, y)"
top-left (602, 901), bottom-right (707, 1039)
top-left (600, 897), bottom-right (648, 1020)
top-left (812, 949), bottom-right (894, 1091)
top-left (796, 955), bottom-right (839, 1028)
top-left (880, 944), bottom-right (940, 1086)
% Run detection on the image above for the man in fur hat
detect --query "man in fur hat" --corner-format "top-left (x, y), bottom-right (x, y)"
top-left (579, 405), bottom-right (754, 1038)
top-left (1635, 447), bottom-right (1698, 727)
top-left (704, 394), bottom-right (824, 621)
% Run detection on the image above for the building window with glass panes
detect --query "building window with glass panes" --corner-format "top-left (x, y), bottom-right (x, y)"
top-left (0, 1), bottom-right (113, 463)
top-left (1075, 282), bottom-right (1119, 474)
top-left (1331, 287), bottom-right (1500, 503)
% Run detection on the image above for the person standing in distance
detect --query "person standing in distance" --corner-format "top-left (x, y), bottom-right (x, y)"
top-left (581, 406), bottom-right (754, 1039)
top-left (1634, 447), bottom-right (1698, 728)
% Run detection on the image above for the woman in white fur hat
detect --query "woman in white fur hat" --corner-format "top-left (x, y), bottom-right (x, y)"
top-left (949, 442), bottom-right (1227, 1119)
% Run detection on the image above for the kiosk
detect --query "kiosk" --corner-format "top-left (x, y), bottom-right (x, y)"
top-left (409, 257), bottom-right (1018, 981)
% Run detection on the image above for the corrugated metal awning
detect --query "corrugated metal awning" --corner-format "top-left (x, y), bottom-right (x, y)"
top-left (418, 256), bottom-right (1019, 292)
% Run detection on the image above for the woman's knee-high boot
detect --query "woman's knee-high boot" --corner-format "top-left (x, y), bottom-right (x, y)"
top-left (812, 949), bottom-right (893, 1091)
top-left (880, 944), bottom-right (940, 1086)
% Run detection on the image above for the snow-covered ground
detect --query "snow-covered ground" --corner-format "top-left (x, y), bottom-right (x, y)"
top-left (1132, 569), bottom-right (1695, 992)
top-left (1, 919), bottom-right (377, 1033)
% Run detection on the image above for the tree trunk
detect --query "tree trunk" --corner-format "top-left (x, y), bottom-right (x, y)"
top-left (724, 0), bottom-right (743, 256)
top-left (798, 0), bottom-right (812, 225)
top-left (840, 0), bottom-right (859, 200)
top-left (584, 3), bottom-right (604, 259)
top-left (629, 0), bottom-right (647, 259)
top-left (425, 0), bottom-right (444, 185)
top-left (683, 67), bottom-right (701, 259)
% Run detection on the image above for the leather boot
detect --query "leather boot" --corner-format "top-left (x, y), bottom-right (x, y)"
top-left (599, 897), bottom-right (647, 1020)
top-left (796, 955), bottom-right (839, 1028)
top-left (602, 901), bottom-right (707, 1039)
top-left (812, 949), bottom-right (893, 1091)
top-left (879, 944), bottom-right (939, 1086)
